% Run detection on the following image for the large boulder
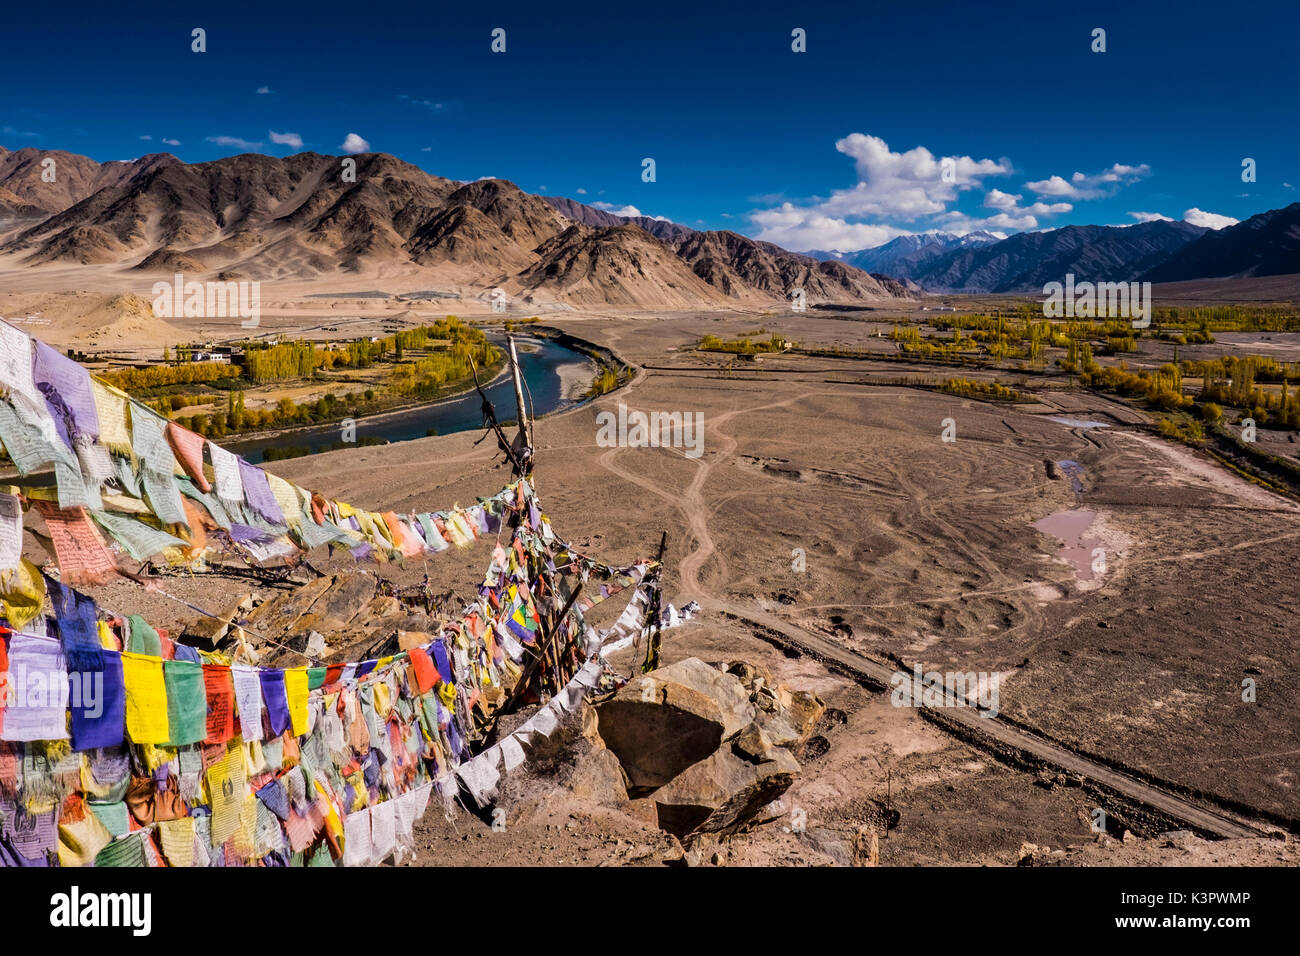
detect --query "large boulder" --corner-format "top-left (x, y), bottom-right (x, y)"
top-left (647, 658), bottom-right (756, 738)
top-left (592, 657), bottom-right (815, 838)
top-left (597, 677), bottom-right (726, 793)
top-left (652, 746), bottom-right (799, 838)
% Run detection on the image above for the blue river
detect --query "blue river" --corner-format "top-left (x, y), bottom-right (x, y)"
top-left (227, 336), bottom-right (592, 463)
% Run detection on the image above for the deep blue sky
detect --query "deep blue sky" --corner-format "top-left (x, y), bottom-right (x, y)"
top-left (2, 0), bottom-right (1296, 250)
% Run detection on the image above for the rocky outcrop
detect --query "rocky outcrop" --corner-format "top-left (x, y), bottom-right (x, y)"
top-left (595, 657), bottom-right (824, 841)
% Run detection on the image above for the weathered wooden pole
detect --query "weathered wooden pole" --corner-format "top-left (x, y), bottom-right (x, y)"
top-left (507, 334), bottom-right (531, 453)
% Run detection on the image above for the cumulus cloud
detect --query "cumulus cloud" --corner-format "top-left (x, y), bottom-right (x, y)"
top-left (819, 133), bottom-right (1013, 219)
top-left (576, 187), bottom-right (587, 194)
top-left (593, 201), bottom-right (643, 217)
top-left (339, 133), bottom-right (370, 154)
top-left (983, 189), bottom-right (1071, 220)
top-left (1025, 163), bottom-right (1151, 200)
top-left (139, 135), bottom-right (152, 141)
top-left (1128, 211), bottom-right (1173, 223)
top-left (591, 201), bottom-right (671, 222)
top-left (257, 86), bottom-right (272, 95)
top-left (749, 133), bottom-right (1012, 250)
top-left (269, 130), bottom-right (304, 150)
top-left (750, 203), bottom-right (911, 250)
top-left (937, 210), bottom-right (1041, 234)
top-left (162, 138), bottom-right (181, 146)
top-left (1183, 208), bottom-right (1239, 229)
top-left (206, 135), bottom-right (263, 150)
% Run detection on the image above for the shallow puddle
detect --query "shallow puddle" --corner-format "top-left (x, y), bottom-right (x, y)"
top-left (1056, 459), bottom-right (1086, 494)
top-left (1033, 509), bottom-right (1101, 582)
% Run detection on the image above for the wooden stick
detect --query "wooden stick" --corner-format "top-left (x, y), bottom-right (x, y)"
top-left (507, 334), bottom-right (531, 455)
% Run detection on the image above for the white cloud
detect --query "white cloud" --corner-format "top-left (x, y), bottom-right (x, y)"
top-left (749, 133), bottom-right (1013, 250)
top-left (984, 188), bottom-right (1071, 218)
top-left (1025, 163), bottom-right (1151, 200)
top-left (339, 133), bottom-right (370, 154)
top-left (269, 130), bottom-right (304, 150)
top-left (819, 133), bottom-right (1013, 220)
top-left (750, 203), bottom-right (911, 250)
top-left (162, 138), bottom-right (181, 146)
top-left (576, 187), bottom-right (587, 194)
top-left (206, 135), bottom-right (263, 150)
top-left (420, 146), bottom-right (432, 152)
top-left (1128, 211), bottom-right (1173, 223)
top-left (139, 135), bottom-right (152, 141)
top-left (257, 86), bottom-right (272, 95)
top-left (593, 201), bottom-right (642, 217)
top-left (590, 201), bottom-right (671, 222)
top-left (1183, 208), bottom-right (1238, 229)
top-left (938, 210), bottom-right (1042, 234)
top-left (1284, 182), bottom-right (1295, 190)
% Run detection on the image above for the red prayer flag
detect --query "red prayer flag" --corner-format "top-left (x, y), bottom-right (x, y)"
top-left (407, 646), bottom-right (437, 695)
top-left (203, 664), bottom-right (235, 744)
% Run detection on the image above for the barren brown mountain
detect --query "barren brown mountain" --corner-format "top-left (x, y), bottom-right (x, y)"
top-left (0, 146), bottom-right (912, 308)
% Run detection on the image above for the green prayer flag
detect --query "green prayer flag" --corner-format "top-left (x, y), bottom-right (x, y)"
top-left (165, 660), bottom-right (207, 746)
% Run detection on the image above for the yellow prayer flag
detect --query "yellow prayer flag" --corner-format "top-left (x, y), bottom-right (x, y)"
top-left (285, 667), bottom-right (309, 737)
top-left (58, 811), bottom-right (114, 867)
top-left (372, 680), bottom-right (391, 720)
top-left (266, 474), bottom-right (305, 527)
top-left (121, 652), bottom-right (171, 744)
top-left (207, 742), bottom-right (246, 847)
top-left (0, 559), bottom-right (47, 630)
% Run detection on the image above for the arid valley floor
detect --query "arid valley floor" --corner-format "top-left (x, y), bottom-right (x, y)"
top-left (13, 285), bottom-right (1296, 867)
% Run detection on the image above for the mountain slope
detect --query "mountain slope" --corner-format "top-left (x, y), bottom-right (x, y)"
top-left (544, 195), bottom-right (910, 303)
top-left (0, 145), bottom-right (913, 307)
top-left (542, 195), bottom-right (694, 242)
top-left (515, 223), bottom-right (731, 308)
top-left (803, 231), bottom-right (1002, 279)
top-left (910, 220), bottom-right (1209, 292)
top-left (0, 147), bottom-right (179, 217)
top-left (1142, 203), bottom-right (1300, 282)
